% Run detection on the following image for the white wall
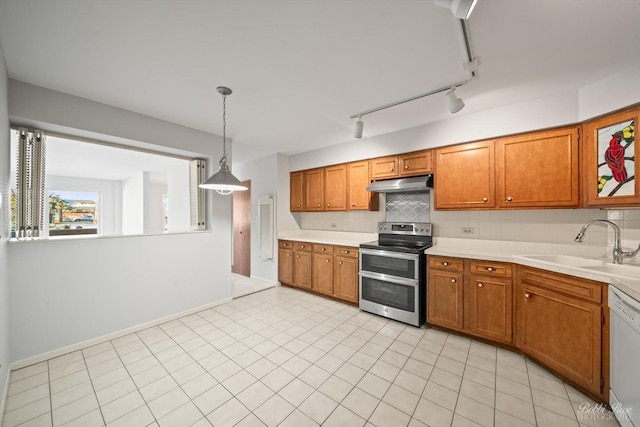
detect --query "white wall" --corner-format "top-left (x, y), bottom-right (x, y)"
top-left (579, 62), bottom-right (640, 120)
top-left (7, 81), bottom-right (233, 362)
top-left (0, 37), bottom-right (10, 400)
top-left (122, 172), bottom-right (145, 235)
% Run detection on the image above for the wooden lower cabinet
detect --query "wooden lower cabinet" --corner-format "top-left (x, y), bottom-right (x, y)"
top-left (334, 254), bottom-right (359, 303)
top-left (278, 240), bottom-right (358, 304)
top-left (516, 266), bottom-right (605, 396)
top-left (278, 247), bottom-right (293, 285)
top-left (427, 269), bottom-right (464, 330)
top-left (467, 274), bottom-right (513, 343)
top-left (312, 252), bottom-right (334, 296)
top-left (428, 256), bottom-right (513, 343)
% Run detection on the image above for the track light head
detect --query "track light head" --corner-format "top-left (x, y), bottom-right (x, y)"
top-left (354, 117), bottom-right (364, 139)
top-left (434, 0), bottom-right (478, 20)
top-left (446, 87), bottom-right (465, 114)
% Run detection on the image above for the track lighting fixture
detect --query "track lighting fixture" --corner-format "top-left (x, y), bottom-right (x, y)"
top-left (354, 117), bottom-right (364, 139)
top-left (434, 0), bottom-right (479, 20)
top-left (445, 86), bottom-right (465, 113)
top-left (199, 86), bottom-right (248, 195)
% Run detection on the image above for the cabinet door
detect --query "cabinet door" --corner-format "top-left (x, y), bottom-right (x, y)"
top-left (334, 255), bottom-right (359, 303)
top-left (496, 127), bottom-right (580, 208)
top-left (348, 161), bottom-right (378, 211)
top-left (370, 156), bottom-right (399, 180)
top-left (290, 171), bottom-right (305, 212)
top-left (312, 253), bottom-right (334, 296)
top-left (427, 270), bottom-right (464, 330)
top-left (399, 150), bottom-right (433, 177)
top-left (278, 248), bottom-right (293, 285)
top-left (293, 251), bottom-right (312, 289)
top-left (305, 168), bottom-right (325, 211)
top-left (516, 282), bottom-right (602, 394)
top-left (324, 164), bottom-right (347, 211)
top-left (584, 106), bottom-right (640, 207)
top-left (467, 275), bottom-right (513, 343)
top-left (435, 141), bottom-right (495, 209)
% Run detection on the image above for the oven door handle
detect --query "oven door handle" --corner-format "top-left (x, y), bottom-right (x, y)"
top-left (359, 271), bottom-right (418, 287)
top-left (359, 248), bottom-right (419, 261)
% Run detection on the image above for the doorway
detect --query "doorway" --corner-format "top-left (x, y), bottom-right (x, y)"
top-left (232, 180), bottom-right (251, 277)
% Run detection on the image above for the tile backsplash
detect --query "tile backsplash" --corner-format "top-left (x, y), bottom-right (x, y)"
top-left (298, 194), bottom-right (640, 247)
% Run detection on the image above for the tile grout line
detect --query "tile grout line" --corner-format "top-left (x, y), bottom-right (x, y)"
top-left (79, 348), bottom-right (108, 427)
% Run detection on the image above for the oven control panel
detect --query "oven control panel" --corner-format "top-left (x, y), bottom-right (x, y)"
top-left (377, 222), bottom-right (432, 236)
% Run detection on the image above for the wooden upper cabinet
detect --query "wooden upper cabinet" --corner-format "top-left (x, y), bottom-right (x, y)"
top-left (290, 171), bottom-right (305, 212)
top-left (496, 126), bottom-right (580, 208)
top-left (305, 168), bottom-right (325, 211)
top-left (348, 161), bottom-right (378, 211)
top-left (435, 140), bottom-right (496, 209)
top-left (370, 156), bottom-right (399, 180)
top-left (584, 106), bottom-right (640, 207)
top-left (399, 150), bottom-right (433, 176)
top-left (324, 164), bottom-right (347, 211)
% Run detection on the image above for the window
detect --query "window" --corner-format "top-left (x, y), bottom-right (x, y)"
top-left (10, 129), bottom-right (206, 239)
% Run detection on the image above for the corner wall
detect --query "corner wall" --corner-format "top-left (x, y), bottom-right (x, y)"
top-left (0, 35), bottom-right (11, 404)
top-left (6, 81), bottom-right (233, 362)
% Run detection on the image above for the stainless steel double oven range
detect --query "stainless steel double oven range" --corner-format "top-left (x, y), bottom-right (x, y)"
top-left (359, 222), bottom-right (432, 327)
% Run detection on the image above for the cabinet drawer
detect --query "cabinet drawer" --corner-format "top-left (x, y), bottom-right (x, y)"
top-left (518, 266), bottom-right (603, 304)
top-left (279, 240), bottom-right (294, 249)
top-left (428, 256), bottom-right (464, 271)
top-left (294, 242), bottom-right (312, 252)
top-left (313, 244), bottom-right (334, 254)
top-left (470, 260), bottom-right (513, 278)
top-left (335, 246), bottom-right (358, 258)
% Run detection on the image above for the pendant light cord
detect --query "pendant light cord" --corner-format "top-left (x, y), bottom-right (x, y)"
top-left (221, 94), bottom-right (227, 165)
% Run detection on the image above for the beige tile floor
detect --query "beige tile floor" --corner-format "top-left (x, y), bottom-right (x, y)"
top-left (1, 285), bottom-right (621, 427)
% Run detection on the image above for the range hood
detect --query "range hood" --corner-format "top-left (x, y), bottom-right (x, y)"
top-left (366, 175), bottom-right (433, 193)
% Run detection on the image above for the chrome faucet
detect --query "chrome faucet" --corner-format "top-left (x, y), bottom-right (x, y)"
top-left (575, 220), bottom-right (640, 264)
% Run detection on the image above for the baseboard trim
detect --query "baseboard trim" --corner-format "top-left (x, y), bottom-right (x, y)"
top-left (10, 297), bottom-right (233, 371)
top-left (249, 275), bottom-right (278, 286)
top-left (0, 370), bottom-right (11, 427)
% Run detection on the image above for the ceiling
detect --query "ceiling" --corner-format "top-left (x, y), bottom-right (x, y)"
top-left (1, 0), bottom-right (639, 165)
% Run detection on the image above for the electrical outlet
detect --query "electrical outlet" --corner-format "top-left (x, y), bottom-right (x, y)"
top-left (461, 227), bottom-right (474, 234)
top-left (331, 223), bottom-right (337, 228)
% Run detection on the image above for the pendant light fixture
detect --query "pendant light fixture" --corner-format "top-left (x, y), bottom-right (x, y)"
top-left (199, 86), bottom-right (247, 195)
top-left (434, 0), bottom-right (479, 20)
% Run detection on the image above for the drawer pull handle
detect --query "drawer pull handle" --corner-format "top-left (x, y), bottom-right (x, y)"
top-left (450, 278), bottom-right (456, 283)
top-left (352, 203), bottom-right (356, 206)
top-left (339, 261), bottom-right (343, 265)
top-left (321, 248), bottom-right (325, 251)
top-left (482, 197), bottom-right (488, 203)
top-left (478, 283), bottom-right (483, 288)
top-left (507, 196), bottom-right (513, 202)
top-left (390, 168), bottom-right (394, 172)
top-left (442, 262), bottom-right (449, 266)
top-left (283, 243), bottom-right (288, 246)
top-left (486, 267), bottom-right (494, 272)
top-left (326, 259), bottom-right (330, 263)
top-left (405, 165), bottom-right (409, 169)
top-left (286, 253), bottom-right (290, 257)
top-left (297, 204), bottom-right (301, 208)
top-left (296, 255), bottom-right (300, 258)
top-left (524, 292), bottom-right (531, 299)
top-left (344, 250), bottom-right (349, 254)
top-left (300, 245), bottom-right (305, 248)
top-left (317, 204), bottom-right (321, 208)
top-left (327, 204), bottom-right (330, 207)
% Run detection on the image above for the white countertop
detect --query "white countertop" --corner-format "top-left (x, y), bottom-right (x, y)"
top-left (278, 230), bottom-right (377, 247)
top-left (279, 231), bottom-right (640, 301)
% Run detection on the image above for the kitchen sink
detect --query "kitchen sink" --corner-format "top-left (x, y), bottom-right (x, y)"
top-left (583, 264), bottom-right (640, 279)
top-left (520, 254), bottom-right (605, 267)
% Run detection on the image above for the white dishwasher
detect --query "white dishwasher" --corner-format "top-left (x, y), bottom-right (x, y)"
top-left (609, 285), bottom-right (640, 427)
